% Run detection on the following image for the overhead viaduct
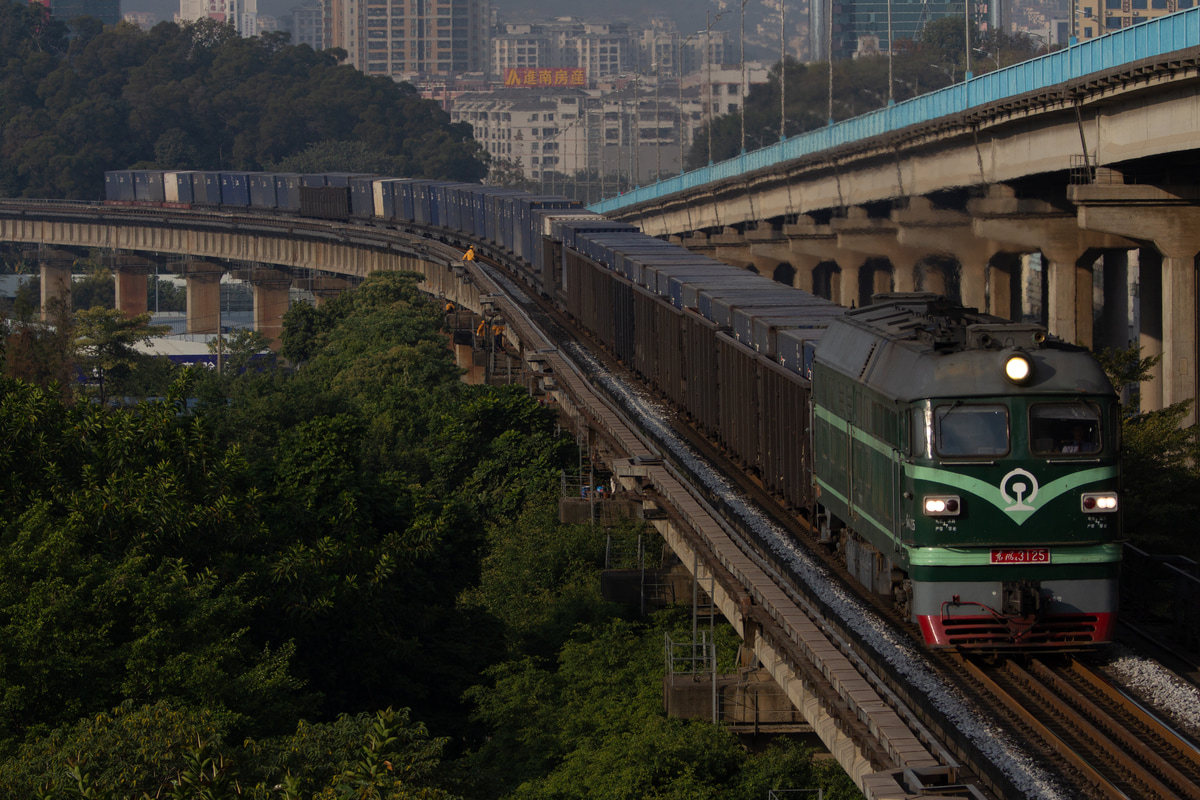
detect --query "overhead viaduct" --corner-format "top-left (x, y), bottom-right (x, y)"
top-left (590, 11), bottom-right (1200, 424)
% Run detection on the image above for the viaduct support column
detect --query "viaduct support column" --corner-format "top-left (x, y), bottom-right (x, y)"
top-left (833, 209), bottom-right (929, 297)
top-left (102, 254), bottom-right (153, 317)
top-left (893, 199), bottom-right (1002, 311)
top-left (114, 268), bottom-right (150, 317)
top-left (1071, 185), bottom-right (1200, 421)
top-left (175, 262), bottom-right (224, 335)
top-left (971, 217), bottom-right (1132, 348)
top-left (238, 269), bottom-right (292, 349)
top-left (784, 217), bottom-right (871, 305)
top-left (39, 249), bottom-right (75, 322)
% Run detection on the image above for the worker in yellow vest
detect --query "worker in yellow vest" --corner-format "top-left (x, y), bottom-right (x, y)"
top-left (463, 246), bottom-right (475, 261)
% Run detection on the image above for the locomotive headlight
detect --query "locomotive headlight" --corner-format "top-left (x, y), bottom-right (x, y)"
top-left (1081, 492), bottom-right (1118, 513)
top-left (1002, 350), bottom-right (1033, 385)
top-left (923, 495), bottom-right (960, 516)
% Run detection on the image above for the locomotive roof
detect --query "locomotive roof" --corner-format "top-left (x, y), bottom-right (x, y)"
top-left (815, 293), bottom-right (1116, 402)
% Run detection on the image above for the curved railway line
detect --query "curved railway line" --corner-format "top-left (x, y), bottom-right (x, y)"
top-left (5, 199), bottom-right (1200, 799)
top-left (465, 239), bottom-right (1200, 800)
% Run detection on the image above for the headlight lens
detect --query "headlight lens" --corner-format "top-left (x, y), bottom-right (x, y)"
top-left (1081, 493), bottom-right (1118, 512)
top-left (1004, 352), bottom-right (1032, 384)
top-left (923, 495), bottom-right (960, 516)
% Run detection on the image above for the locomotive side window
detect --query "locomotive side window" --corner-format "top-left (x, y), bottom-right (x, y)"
top-left (934, 404), bottom-right (1009, 457)
top-left (1030, 402), bottom-right (1101, 455)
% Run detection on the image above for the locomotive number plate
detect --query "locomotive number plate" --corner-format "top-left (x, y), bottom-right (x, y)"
top-left (990, 548), bottom-right (1050, 564)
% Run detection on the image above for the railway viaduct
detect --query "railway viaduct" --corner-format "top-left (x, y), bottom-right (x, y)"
top-left (591, 11), bottom-right (1200, 424)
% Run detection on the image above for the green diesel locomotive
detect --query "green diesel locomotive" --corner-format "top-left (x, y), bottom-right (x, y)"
top-left (812, 294), bottom-right (1120, 648)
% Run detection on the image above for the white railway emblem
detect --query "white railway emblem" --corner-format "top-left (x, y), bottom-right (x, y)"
top-left (1000, 468), bottom-right (1039, 513)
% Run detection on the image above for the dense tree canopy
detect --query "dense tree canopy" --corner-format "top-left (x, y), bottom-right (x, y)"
top-left (0, 269), bottom-right (858, 797)
top-left (0, 2), bottom-right (487, 199)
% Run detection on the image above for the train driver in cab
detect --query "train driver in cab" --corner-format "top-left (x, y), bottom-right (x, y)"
top-left (1061, 423), bottom-right (1099, 454)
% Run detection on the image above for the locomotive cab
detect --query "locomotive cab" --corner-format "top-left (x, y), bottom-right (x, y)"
top-left (812, 295), bottom-right (1121, 650)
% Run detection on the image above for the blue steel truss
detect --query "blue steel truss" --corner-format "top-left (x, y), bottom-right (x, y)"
top-left (588, 8), bottom-right (1200, 215)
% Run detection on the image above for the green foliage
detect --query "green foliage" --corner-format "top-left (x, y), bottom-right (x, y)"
top-left (1096, 345), bottom-right (1200, 555)
top-left (1, 703), bottom-right (462, 799)
top-left (461, 614), bottom-right (858, 800)
top-left (149, 276), bottom-right (188, 312)
top-left (1, 297), bottom-right (75, 398)
top-left (72, 267), bottom-right (115, 310)
top-left (0, 374), bottom-right (308, 747)
top-left (73, 306), bottom-right (169, 403)
top-left (0, 262), bottom-right (857, 799)
top-left (0, 3), bottom-right (487, 199)
top-left (207, 328), bottom-right (275, 373)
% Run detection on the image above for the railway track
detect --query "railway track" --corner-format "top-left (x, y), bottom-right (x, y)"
top-left (467, 249), bottom-right (1200, 800)
top-left (956, 655), bottom-right (1200, 798)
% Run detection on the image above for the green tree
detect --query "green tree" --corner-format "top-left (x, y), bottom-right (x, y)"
top-left (73, 307), bottom-right (168, 403)
top-left (207, 328), bottom-right (275, 373)
top-left (1097, 345), bottom-right (1200, 555)
top-left (72, 266), bottom-right (115, 310)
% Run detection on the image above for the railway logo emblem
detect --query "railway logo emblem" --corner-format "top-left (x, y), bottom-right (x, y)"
top-left (1000, 468), bottom-right (1039, 515)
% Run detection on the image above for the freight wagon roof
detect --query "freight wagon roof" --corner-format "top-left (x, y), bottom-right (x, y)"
top-left (815, 293), bottom-right (1115, 402)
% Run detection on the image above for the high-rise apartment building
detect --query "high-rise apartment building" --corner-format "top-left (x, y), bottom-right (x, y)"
top-left (492, 23), bottom-right (550, 72)
top-left (332, 0), bottom-right (489, 79)
top-left (178, 0), bottom-right (257, 35)
top-left (1072, 0), bottom-right (1192, 39)
top-left (289, 0), bottom-right (324, 48)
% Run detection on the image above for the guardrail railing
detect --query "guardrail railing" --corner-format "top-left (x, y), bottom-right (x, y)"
top-left (589, 8), bottom-right (1200, 215)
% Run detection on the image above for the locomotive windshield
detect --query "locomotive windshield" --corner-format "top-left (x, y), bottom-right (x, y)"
top-left (1030, 402), bottom-right (1102, 455)
top-left (934, 403), bottom-right (1009, 456)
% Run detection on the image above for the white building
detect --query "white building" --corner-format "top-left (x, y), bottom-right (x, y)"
top-left (177, 0), bottom-right (257, 36)
top-left (331, 0), bottom-right (490, 80)
top-left (451, 85), bottom-right (687, 187)
top-left (288, 0), bottom-right (324, 49)
top-left (682, 63), bottom-right (770, 122)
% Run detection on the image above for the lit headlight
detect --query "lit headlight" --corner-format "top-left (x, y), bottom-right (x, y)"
top-left (923, 495), bottom-right (960, 516)
top-left (1003, 351), bottom-right (1033, 384)
top-left (1081, 493), bottom-right (1118, 513)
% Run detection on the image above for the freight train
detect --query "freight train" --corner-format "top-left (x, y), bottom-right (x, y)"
top-left (104, 169), bottom-right (1122, 650)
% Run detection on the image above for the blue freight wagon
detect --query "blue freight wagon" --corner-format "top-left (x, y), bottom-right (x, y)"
top-left (219, 172), bottom-right (251, 206)
top-left (349, 176), bottom-right (377, 217)
top-left (248, 173), bottom-right (278, 209)
top-left (274, 174), bottom-right (302, 210)
top-left (134, 171), bottom-right (166, 203)
top-left (191, 172), bottom-right (222, 205)
top-left (104, 171), bottom-right (135, 202)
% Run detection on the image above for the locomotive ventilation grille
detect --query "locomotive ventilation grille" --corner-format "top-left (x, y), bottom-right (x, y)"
top-left (939, 614), bottom-right (1104, 649)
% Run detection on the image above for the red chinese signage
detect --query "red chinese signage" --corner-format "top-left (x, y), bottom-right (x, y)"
top-left (503, 68), bottom-right (587, 88)
top-left (990, 549), bottom-right (1050, 564)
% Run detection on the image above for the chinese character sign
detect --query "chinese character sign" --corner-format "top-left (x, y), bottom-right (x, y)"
top-left (504, 68), bottom-right (586, 88)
